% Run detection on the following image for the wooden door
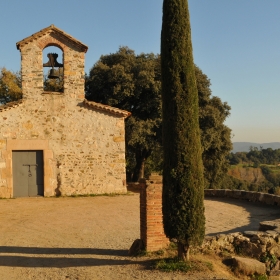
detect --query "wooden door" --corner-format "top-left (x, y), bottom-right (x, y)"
top-left (12, 151), bottom-right (44, 197)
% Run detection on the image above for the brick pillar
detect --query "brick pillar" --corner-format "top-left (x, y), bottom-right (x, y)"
top-left (139, 176), bottom-right (169, 251)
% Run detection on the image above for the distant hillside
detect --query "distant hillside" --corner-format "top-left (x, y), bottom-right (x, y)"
top-left (232, 142), bottom-right (280, 153)
top-left (228, 166), bottom-right (266, 184)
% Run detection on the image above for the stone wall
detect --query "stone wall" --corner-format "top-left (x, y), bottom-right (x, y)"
top-left (0, 99), bottom-right (128, 198)
top-left (131, 175), bottom-right (280, 252)
top-left (18, 25), bottom-right (86, 102)
top-left (205, 189), bottom-right (280, 207)
top-left (133, 178), bottom-right (280, 276)
top-left (201, 229), bottom-right (280, 277)
top-left (0, 26), bottom-right (129, 198)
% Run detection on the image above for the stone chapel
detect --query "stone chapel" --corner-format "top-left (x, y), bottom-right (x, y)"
top-left (0, 25), bottom-right (131, 198)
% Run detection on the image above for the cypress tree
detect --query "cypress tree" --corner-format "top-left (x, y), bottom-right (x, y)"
top-left (161, 0), bottom-right (205, 261)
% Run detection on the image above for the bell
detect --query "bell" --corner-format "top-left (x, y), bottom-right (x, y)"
top-left (48, 68), bottom-right (59, 79)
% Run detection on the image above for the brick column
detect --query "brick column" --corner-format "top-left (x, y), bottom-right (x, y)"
top-left (139, 176), bottom-right (169, 251)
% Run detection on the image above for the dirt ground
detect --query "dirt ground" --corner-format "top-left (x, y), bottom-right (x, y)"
top-left (1, 194), bottom-right (280, 280)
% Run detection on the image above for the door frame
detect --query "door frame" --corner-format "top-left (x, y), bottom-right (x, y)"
top-left (3, 140), bottom-right (54, 197)
top-left (12, 150), bottom-right (44, 197)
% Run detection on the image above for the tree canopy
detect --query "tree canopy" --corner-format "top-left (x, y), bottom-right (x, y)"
top-left (85, 47), bottom-right (232, 186)
top-left (86, 47), bottom-right (162, 181)
top-left (0, 68), bottom-right (22, 104)
top-left (228, 147), bottom-right (280, 166)
top-left (196, 67), bottom-right (232, 188)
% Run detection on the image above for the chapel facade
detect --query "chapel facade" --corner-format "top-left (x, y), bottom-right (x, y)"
top-left (0, 25), bottom-right (130, 198)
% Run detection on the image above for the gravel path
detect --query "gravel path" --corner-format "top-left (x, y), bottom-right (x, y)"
top-left (1, 194), bottom-right (280, 279)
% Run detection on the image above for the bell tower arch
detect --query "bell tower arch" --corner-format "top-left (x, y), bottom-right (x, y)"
top-left (16, 24), bottom-right (88, 101)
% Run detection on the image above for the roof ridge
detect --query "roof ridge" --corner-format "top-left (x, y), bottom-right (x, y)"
top-left (16, 25), bottom-right (88, 52)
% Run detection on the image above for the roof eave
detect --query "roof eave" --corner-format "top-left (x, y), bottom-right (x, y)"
top-left (83, 99), bottom-right (131, 118)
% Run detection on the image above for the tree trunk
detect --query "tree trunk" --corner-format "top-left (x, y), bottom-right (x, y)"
top-left (132, 156), bottom-right (145, 182)
top-left (139, 158), bottom-right (145, 179)
top-left (132, 150), bottom-right (150, 182)
top-left (178, 242), bottom-right (190, 261)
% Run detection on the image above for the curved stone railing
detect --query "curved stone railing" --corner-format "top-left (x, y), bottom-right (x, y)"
top-left (205, 189), bottom-right (280, 207)
top-left (128, 181), bottom-right (280, 208)
top-left (129, 180), bottom-right (280, 275)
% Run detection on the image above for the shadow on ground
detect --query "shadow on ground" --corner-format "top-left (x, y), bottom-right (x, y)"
top-left (205, 197), bottom-right (280, 236)
top-left (0, 247), bottom-right (127, 256)
top-left (0, 246), bottom-right (156, 268)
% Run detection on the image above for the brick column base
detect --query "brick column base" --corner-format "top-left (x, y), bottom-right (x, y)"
top-left (139, 176), bottom-right (169, 252)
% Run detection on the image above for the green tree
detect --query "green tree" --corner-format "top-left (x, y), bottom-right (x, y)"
top-left (86, 47), bottom-right (232, 185)
top-left (161, 0), bottom-right (205, 261)
top-left (233, 152), bottom-right (248, 164)
top-left (228, 152), bottom-right (241, 165)
top-left (196, 66), bottom-right (232, 188)
top-left (147, 65), bottom-right (232, 188)
top-left (0, 68), bottom-right (22, 104)
top-left (261, 148), bottom-right (278, 165)
top-left (86, 47), bottom-right (162, 181)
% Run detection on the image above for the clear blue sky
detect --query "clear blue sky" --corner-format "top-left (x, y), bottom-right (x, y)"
top-left (1, 0), bottom-right (280, 143)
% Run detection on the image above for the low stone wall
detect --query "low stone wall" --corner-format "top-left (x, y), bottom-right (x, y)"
top-left (205, 189), bottom-right (280, 207)
top-left (129, 181), bottom-right (280, 276)
top-left (200, 229), bottom-right (280, 276)
top-left (129, 183), bottom-right (280, 207)
top-left (128, 180), bottom-right (280, 246)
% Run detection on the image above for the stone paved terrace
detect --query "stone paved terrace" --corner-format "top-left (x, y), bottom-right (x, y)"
top-left (1, 193), bottom-right (280, 279)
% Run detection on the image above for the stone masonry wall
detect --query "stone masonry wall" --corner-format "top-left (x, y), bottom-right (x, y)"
top-left (205, 189), bottom-right (280, 206)
top-left (0, 98), bottom-right (127, 198)
top-left (0, 28), bottom-right (127, 198)
top-left (20, 29), bottom-right (85, 102)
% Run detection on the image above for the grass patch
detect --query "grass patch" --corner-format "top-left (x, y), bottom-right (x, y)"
top-left (50, 192), bottom-right (133, 198)
top-left (154, 257), bottom-right (213, 273)
top-left (69, 193), bottom-right (122, 198)
top-left (229, 164), bottom-right (247, 169)
top-left (168, 241), bottom-right (178, 250)
top-left (132, 244), bottom-right (236, 278)
top-left (133, 249), bottom-right (166, 258)
top-left (134, 250), bottom-right (148, 257)
top-left (252, 274), bottom-right (268, 280)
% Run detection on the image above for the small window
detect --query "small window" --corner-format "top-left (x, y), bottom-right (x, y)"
top-left (43, 46), bottom-right (64, 93)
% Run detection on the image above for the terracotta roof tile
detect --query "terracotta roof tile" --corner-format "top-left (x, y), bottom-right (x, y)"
top-left (0, 100), bottom-right (24, 112)
top-left (83, 99), bottom-right (131, 118)
top-left (16, 24), bottom-right (88, 52)
top-left (0, 99), bottom-right (131, 118)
